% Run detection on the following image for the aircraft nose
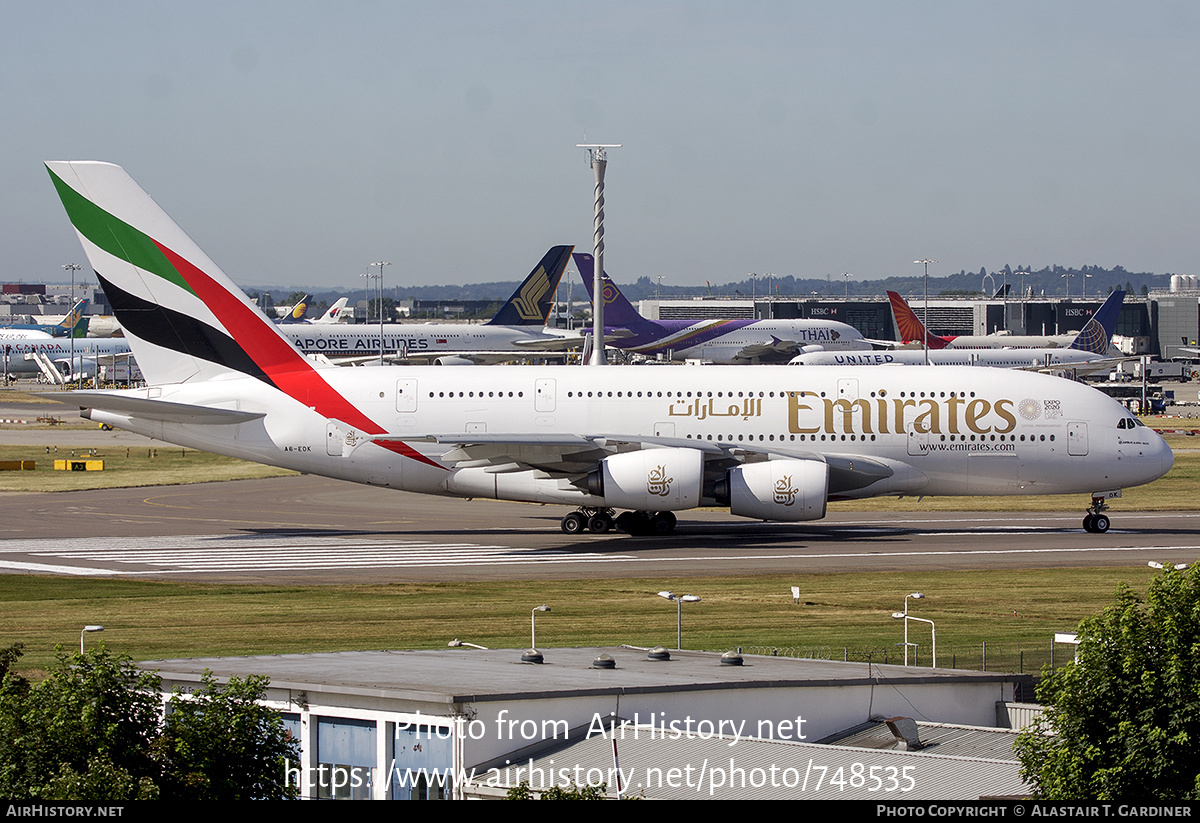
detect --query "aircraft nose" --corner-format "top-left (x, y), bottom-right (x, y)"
top-left (1159, 433), bottom-right (1175, 479)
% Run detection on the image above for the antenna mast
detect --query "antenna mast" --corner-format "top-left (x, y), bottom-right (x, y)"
top-left (578, 143), bottom-right (620, 365)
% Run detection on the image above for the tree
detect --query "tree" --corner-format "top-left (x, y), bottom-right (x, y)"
top-left (506, 779), bottom-right (608, 799)
top-left (0, 646), bottom-right (298, 800)
top-left (157, 671), bottom-right (299, 800)
top-left (0, 645), bottom-right (161, 799)
top-left (1015, 563), bottom-right (1200, 799)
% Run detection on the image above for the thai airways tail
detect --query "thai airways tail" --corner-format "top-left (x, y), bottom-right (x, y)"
top-left (485, 246), bottom-right (573, 327)
top-left (1068, 290), bottom-right (1125, 354)
top-left (887, 291), bottom-right (952, 349)
top-left (46, 161), bottom-right (324, 388)
top-left (572, 252), bottom-right (649, 328)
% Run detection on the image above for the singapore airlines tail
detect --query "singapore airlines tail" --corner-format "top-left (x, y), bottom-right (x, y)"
top-left (485, 245), bottom-right (574, 327)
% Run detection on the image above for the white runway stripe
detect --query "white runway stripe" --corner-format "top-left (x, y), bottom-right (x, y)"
top-left (0, 534), bottom-right (630, 575)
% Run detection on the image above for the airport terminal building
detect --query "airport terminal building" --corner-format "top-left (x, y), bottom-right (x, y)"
top-left (143, 646), bottom-right (1034, 800)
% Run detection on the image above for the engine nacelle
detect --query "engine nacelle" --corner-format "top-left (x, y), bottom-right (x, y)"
top-left (720, 460), bottom-right (828, 521)
top-left (587, 448), bottom-right (704, 511)
top-left (433, 356), bottom-right (476, 366)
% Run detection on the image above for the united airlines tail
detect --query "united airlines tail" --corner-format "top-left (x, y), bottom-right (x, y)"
top-left (485, 245), bottom-right (573, 327)
top-left (572, 252), bottom-right (649, 327)
top-left (1068, 290), bottom-right (1125, 354)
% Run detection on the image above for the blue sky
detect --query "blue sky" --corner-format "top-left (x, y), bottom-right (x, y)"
top-left (3, 1), bottom-right (1198, 291)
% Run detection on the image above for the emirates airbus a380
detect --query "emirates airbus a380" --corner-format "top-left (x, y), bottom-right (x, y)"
top-left (47, 161), bottom-right (1172, 536)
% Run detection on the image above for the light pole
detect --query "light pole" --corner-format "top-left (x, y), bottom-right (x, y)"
top-left (63, 264), bottom-right (81, 383)
top-left (895, 614), bottom-right (937, 668)
top-left (914, 260), bottom-right (937, 365)
top-left (370, 261), bottom-right (390, 365)
top-left (531, 604), bottom-right (550, 649)
top-left (658, 591), bottom-right (700, 650)
top-left (841, 272), bottom-right (853, 299)
top-left (80, 624), bottom-right (103, 654)
top-left (896, 592), bottom-right (924, 666)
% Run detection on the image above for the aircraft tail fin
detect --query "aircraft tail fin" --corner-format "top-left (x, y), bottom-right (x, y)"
top-left (887, 291), bottom-right (951, 349)
top-left (1069, 290), bottom-right (1125, 354)
top-left (46, 161), bottom-right (317, 387)
top-left (485, 245), bottom-right (573, 326)
top-left (53, 298), bottom-right (90, 337)
top-left (281, 294), bottom-right (314, 323)
top-left (572, 253), bottom-right (646, 326)
top-left (314, 297), bottom-right (349, 324)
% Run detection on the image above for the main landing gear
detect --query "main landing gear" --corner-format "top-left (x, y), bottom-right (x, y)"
top-left (560, 508), bottom-right (678, 536)
top-left (1082, 495), bottom-right (1111, 534)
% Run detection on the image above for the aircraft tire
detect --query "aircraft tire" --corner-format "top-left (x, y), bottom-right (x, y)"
top-left (588, 515), bottom-right (611, 534)
top-left (1092, 514), bottom-right (1110, 533)
top-left (561, 512), bottom-right (586, 535)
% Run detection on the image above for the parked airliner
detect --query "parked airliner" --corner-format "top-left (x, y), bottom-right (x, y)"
top-left (574, 253), bottom-right (871, 363)
top-left (793, 290), bottom-right (1125, 374)
top-left (48, 161), bottom-right (1172, 536)
top-left (0, 333), bottom-right (132, 379)
top-left (278, 246), bottom-right (576, 364)
top-left (889, 290), bottom-right (1119, 352)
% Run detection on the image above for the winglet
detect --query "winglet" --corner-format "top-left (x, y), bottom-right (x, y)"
top-left (486, 245), bottom-right (574, 326)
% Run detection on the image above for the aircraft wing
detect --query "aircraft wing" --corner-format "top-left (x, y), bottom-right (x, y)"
top-left (731, 337), bottom-right (805, 362)
top-left (512, 329), bottom-right (636, 351)
top-left (346, 431), bottom-right (904, 496)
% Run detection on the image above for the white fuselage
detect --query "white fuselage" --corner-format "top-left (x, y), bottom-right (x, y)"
top-left (81, 365), bottom-right (1173, 517)
top-left (790, 348), bottom-right (1111, 373)
top-left (279, 323), bottom-right (563, 359)
top-left (0, 336), bottom-right (132, 375)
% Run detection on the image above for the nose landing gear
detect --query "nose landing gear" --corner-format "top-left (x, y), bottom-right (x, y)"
top-left (1083, 495), bottom-right (1112, 533)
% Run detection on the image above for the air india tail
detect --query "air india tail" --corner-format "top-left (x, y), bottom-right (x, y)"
top-left (887, 291), bottom-right (952, 349)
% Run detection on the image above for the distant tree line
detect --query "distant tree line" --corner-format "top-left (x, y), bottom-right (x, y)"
top-left (247, 264), bottom-right (1169, 308)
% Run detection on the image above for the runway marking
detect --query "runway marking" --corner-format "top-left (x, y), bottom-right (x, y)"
top-left (0, 532), bottom-right (1197, 577)
top-left (0, 534), bottom-right (634, 576)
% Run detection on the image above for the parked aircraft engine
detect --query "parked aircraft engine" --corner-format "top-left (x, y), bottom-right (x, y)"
top-left (587, 448), bottom-right (703, 511)
top-left (717, 460), bottom-right (828, 521)
top-left (433, 356), bottom-right (476, 366)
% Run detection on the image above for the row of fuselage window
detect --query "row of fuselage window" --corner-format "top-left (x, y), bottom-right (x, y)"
top-left (679, 432), bottom-right (1056, 443)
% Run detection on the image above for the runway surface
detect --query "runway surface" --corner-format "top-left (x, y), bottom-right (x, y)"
top-left (1, 474), bottom-right (1195, 583)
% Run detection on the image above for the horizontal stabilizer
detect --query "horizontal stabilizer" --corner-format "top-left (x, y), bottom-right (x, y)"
top-left (72, 391), bottom-right (265, 425)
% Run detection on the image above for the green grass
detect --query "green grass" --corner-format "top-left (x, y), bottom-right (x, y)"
top-left (0, 443), bottom-right (296, 492)
top-left (0, 568), bottom-right (1162, 677)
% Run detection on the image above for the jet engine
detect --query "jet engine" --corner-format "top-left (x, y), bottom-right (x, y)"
top-left (587, 448), bottom-right (704, 511)
top-left (433, 356), bottom-right (476, 366)
top-left (716, 459), bottom-right (828, 521)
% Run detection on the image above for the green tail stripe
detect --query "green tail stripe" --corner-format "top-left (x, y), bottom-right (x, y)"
top-left (47, 167), bottom-right (195, 296)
